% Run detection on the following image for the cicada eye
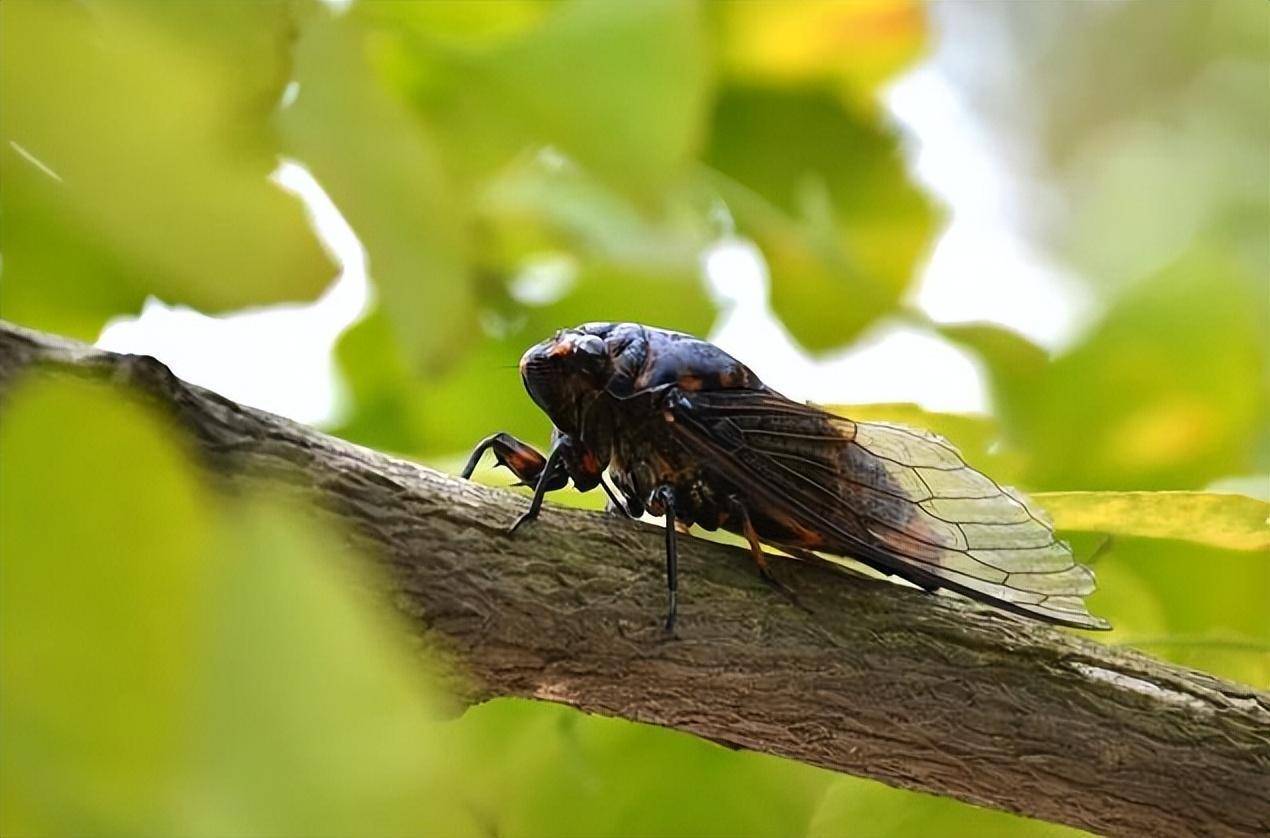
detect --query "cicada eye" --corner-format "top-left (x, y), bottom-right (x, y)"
top-left (576, 334), bottom-right (606, 358)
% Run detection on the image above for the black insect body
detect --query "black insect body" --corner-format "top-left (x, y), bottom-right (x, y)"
top-left (462, 322), bottom-right (1110, 632)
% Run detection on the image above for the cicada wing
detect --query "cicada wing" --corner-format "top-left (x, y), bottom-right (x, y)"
top-left (669, 389), bottom-right (1110, 630)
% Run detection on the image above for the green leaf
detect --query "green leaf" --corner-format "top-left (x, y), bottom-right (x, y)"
top-left (479, 0), bottom-right (710, 200)
top-left (365, 0), bottom-right (710, 201)
top-left (477, 152), bottom-right (712, 278)
top-left (942, 249), bottom-right (1268, 489)
top-left (1087, 538), bottom-right (1270, 688)
top-left (333, 310), bottom-right (536, 458)
top-left (1, 375), bottom-right (210, 833)
top-left (1037, 491), bottom-right (1269, 552)
top-left (0, 0), bottom-right (335, 339)
top-left (188, 501), bottom-right (467, 837)
top-left (704, 85), bottom-right (938, 351)
top-left (441, 699), bottom-right (831, 838)
top-left (809, 775), bottom-right (1082, 838)
top-left (0, 374), bottom-right (468, 835)
top-left (282, 5), bottom-right (476, 371)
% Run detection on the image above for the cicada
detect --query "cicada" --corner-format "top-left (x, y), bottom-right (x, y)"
top-left (462, 322), bottom-right (1109, 632)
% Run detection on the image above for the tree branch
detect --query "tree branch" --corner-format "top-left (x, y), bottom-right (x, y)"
top-left (2, 319), bottom-right (1266, 836)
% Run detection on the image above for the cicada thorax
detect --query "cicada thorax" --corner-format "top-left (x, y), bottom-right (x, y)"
top-left (604, 393), bottom-right (734, 531)
top-left (596, 329), bottom-right (767, 532)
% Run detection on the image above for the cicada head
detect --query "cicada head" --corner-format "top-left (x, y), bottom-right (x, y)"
top-left (520, 326), bottom-right (614, 434)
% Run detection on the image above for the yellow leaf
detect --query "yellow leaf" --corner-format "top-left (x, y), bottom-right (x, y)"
top-left (1036, 491), bottom-right (1270, 552)
top-left (719, 0), bottom-right (926, 103)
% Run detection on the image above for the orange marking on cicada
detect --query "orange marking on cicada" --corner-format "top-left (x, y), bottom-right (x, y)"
top-left (678, 374), bottom-right (704, 391)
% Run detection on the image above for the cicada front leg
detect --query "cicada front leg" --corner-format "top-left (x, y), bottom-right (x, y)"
top-left (461, 432), bottom-right (570, 533)
top-left (461, 432), bottom-right (560, 487)
top-left (508, 440), bottom-right (568, 533)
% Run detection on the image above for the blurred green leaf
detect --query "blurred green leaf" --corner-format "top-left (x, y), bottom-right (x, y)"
top-left (1, 375), bottom-right (210, 834)
top-left (478, 152), bottom-right (712, 278)
top-left (374, 0), bottom-right (711, 201)
top-left (333, 309), bottom-right (531, 458)
top-left (1087, 538), bottom-right (1270, 688)
top-left (482, 0), bottom-right (710, 201)
top-left (809, 775), bottom-right (1083, 838)
top-left (442, 699), bottom-right (831, 838)
top-left (189, 501), bottom-right (469, 837)
top-left (1036, 491), bottom-right (1269, 552)
top-left (0, 375), bottom-right (467, 835)
top-left (705, 85), bottom-right (938, 351)
top-left (362, 0), bottom-right (552, 49)
top-left (0, 0), bottom-right (336, 339)
top-left (282, 4), bottom-right (475, 371)
top-left (943, 249), bottom-right (1268, 489)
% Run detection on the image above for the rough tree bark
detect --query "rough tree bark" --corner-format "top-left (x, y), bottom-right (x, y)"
top-left (2, 320), bottom-right (1267, 837)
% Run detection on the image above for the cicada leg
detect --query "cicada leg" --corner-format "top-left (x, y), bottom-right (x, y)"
top-left (508, 441), bottom-right (567, 534)
top-left (653, 485), bottom-right (679, 633)
top-left (460, 432), bottom-right (569, 533)
top-left (599, 474), bottom-right (635, 518)
top-left (732, 501), bottom-right (806, 612)
top-left (461, 432), bottom-right (563, 487)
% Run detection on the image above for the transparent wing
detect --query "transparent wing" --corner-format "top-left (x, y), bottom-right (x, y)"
top-left (671, 389), bottom-right (1110, 630)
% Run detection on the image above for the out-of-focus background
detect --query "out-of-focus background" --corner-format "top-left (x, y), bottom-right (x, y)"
top-left (2, 1), bottom-right (1267, 835)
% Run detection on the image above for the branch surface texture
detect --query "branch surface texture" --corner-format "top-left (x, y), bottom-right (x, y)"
top-left (2, 320), bottom-right (1267, 837)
